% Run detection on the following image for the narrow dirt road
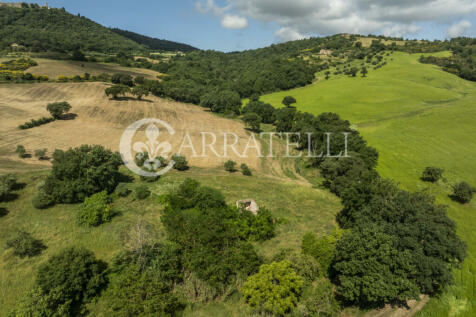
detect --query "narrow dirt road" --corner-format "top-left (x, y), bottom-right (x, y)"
top-left (364, 295), bottom-right (429, 317)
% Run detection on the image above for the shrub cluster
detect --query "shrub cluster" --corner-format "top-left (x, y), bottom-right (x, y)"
top-left (301, 230), bottom-right (341, 277)
top-left (0, 173), bottom-right (17, 202)
top-left (241, 261), bottom-right (304, 315)
top-left (76, 191), bottom-right (113, 227)
top-left (0, 58), bottom-right (37, 71)
top-left (15, 145), bottom-right (26, 158)
top-left (32, 191), bottom-right (54, 209)
top-left (10, 247), bottom-right (107, 316)
top-left (0, 58), bottom-right (45, 82)
top-left (171, 154), bottom-right (189, 171)
top-left (135, 185), bottom-right (151, 200)
top-left (224, 160), bottom-right (237, 172)
top-left (452, 181), bottom-right (474, 204)
top-left (104, 73), bottom-right (153, 100)
top-left (101, 242), bottom-right (185, 316)
top-left (240, 163), bottom-right (252, 176)
top-left (234, 208), bottom-right (276, 241)
top-left (56, 73), bottom-right (110, 83)
top-left (6, 230), bottom-right (46, 258)
top-left (18, 117), bottom-right (54, 129)
top-left (46, 101), bottom-right (71, 119)
top-left (18, 101), bottom-right (72, 130)
top-left (421, 166), bottom-right (444, 182)
top-left (114, 183), bottom-right (131, 197)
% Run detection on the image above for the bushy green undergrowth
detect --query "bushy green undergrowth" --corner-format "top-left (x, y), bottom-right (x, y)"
top-left (0, 168), bottom-right (340, 316)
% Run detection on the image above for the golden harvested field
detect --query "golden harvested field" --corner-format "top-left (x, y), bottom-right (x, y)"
top-left (0, 82), bottom-right (262, 172)
top-left (0, 57), bottom-right (161, 79)
top-left (356, 37), bottom-right (405, 47)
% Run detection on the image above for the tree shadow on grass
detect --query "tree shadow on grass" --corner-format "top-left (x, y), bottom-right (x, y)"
top-left (0, 207), bottom-right (9, 217)
top-left (60, 113), bottom-right (78, 120)
top-left (335, 295), bottom-right (409, 311)
top-left (448, 194), bottom-right (469, 204)
top-left (109, 96), bottom-right (136, 102)
top-left (110, 208), bottom-right (123, 219)
top-left (11, 182), bottom-right (26, 190)
top-left (110, 96), bottom-right (152, 103)
top-left (0, 193), bottom-right (19, 202)
top-left (244, 127), bottom-right (262, 133)
top-left (109, 96), bottom-right (153, 103)
top-left (117, 173), bottom-right (135, 183)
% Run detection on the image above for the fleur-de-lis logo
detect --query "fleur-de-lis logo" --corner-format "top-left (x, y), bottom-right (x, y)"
top-left (133, 124), bottom-right (171, 171)
top-left (120, 118), bottom-right (176, 177)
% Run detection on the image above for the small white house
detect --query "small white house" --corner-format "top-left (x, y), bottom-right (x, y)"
top-left (236, 199), bottom-right (259, 215)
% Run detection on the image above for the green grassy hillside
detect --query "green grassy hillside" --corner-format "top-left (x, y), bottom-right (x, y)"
top-left (261, 51), bottom-right (476, 316)
top-left (0, 167), bottom-right (340, 316)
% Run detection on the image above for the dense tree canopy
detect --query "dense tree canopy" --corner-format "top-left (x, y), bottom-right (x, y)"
top-left (76, 191), bottom-right (113, 227)
top-left (273, 109), bottom-right (467, 308)
top-left (10, 247), bottom-right (108, 316)
top-left (333, 225), bottom-right (419, 306)
top-left (242, 100), bottom-right (276, 124)
top-left (153, 49), bottom-right (315, 106)
top-left (199, 90), bottom-right (242, 114)
top-left (242, 261), bottom-right (304, 315)
top-left (102, 243), bottom-right (185, 316)
top-left (242, 112), bottom-right (262, 131)
top-left (105, 84), bottom-right (131, 99)
top-left (43, 145), bottom-right (122, 203)
top-left (46, 101), bottom-right (71, 119)
top-left (161, 179), bottom-right (265, 290)
top-left (0, 6), bottom-right (144, 52)
top-left (111, 28), bottom-right (197, 52)
top-left (333, 177), bottom-right (466, 303)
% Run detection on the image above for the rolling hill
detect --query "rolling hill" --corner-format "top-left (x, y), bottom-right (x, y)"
top-left (111, 28), bottom-right (198, 52)
top-left (0, 4), bottom-right (196, 53)
top-left (0, 63), bottom-right (341, 316)
top-left (0, 80), bottom-right (262, 172)
top-left (261, 51), bottom-right (476, 317)
top-left (0, 4), bottom-right (474, 312)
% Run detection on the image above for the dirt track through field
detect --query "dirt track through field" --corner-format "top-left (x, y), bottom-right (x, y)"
top-left (364, 295), bottom-right (430, 317)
